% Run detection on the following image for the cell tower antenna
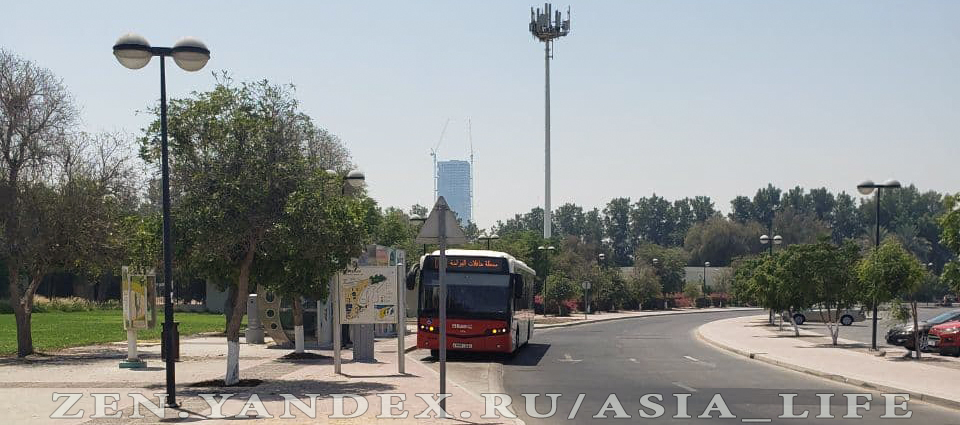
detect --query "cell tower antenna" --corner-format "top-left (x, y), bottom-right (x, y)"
top-left (529, 3), bottom-right (571, 240)
top-left (431, 118), bottom-right (450, 202)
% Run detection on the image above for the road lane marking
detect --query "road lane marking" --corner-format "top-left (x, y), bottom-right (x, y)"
top-left (672, 382), bottom-right (698, 392)
top-left (558, 353), bottom-right (582, 363)
top-left (628, 358), bottom-right (637, 363)
top-left (683, 355), bottom-right (700, 362)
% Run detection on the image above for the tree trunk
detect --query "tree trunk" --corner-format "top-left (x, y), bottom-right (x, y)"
top-left (9, 264), bottom-right (43, 357)
top-left (787, 308), bottom-right (800, 337)
top-left (225, 236), bottom-right (257, 385)
top-left (223, 283), bottom-right (237, 333)
top-left (292, 296), bottom-right (304, 354)
top-left (13, 302), bottom-right (34, 357)
top-left (912, 301), bottom-right (921, 360)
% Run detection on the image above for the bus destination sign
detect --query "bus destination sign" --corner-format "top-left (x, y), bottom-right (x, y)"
top-left (427, 256), bottom-right (507, 273)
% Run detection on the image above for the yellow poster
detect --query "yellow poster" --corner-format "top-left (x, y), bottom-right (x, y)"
top-left (122, 266), bottom-right (156, 330)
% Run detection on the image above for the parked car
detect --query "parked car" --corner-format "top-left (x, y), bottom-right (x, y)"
top-left (928, 321), bottom-right (960, 357)
top-left (886, 310), bottom-right (960, 352)
top-left (785, 308), bottom-right (866, 326)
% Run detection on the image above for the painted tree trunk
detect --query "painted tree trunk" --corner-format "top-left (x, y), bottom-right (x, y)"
top-left (292, 297), bottom-right (304, 353)
top-left (787, 308), bottom-right (800, 337)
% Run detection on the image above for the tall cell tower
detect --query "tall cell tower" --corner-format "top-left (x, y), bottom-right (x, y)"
top-left (529, 3), bottom-right (570, 240)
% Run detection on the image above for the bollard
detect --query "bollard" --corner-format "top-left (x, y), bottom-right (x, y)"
top-left (161, 321), bottom-right (180, 362)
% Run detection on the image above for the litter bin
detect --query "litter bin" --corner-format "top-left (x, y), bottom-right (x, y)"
top-left (161, 321), bottom-right (180, 362)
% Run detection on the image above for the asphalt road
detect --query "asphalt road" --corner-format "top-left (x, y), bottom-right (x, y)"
top-left (496, 310), bottom-right (960, 424)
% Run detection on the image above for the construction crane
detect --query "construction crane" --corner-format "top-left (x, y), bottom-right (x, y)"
top-left (430, 118), bottom-right (450, 202)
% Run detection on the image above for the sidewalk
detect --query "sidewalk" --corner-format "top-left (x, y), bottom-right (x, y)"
top-left (0, 332), bottom-right (513, 424)
top-left (698, 315), bottom-right (960, 410)
top-left (534, 306), bottom-right (761, 329)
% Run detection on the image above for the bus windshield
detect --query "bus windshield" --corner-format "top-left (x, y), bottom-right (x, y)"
top-left (419, 270), bottom-right (510, 320)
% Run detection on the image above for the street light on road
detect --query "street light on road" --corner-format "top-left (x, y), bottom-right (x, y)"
top-left (409, 215), bottom-right (427, 255)
top-left (760, 234), bottom-right (783, 255)
top-left (589, 253), bottom-right (604, 314)
top-left (857, 178), bottom-right (901, 351)
top-left (478, 233), bottom-right (500, 250)
top-left (702, 261), bottom-right (711, 306)
top-left (113, 33), bottom-right (210, 408)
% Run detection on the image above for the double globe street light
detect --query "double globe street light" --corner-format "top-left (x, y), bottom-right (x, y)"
top-left (113, 33), bottom-right (210, 408)
top-left (760, 234), bottom-right (783, 255)
top-left (858, 178), bottom-right (901, 351)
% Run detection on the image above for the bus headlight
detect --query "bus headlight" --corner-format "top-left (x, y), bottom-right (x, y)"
top-left (428, 326), bottom-right (434, 332)
top-left (492, 329), bottom-right (498, 334)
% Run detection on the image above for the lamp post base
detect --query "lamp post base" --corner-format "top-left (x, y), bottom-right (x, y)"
top-left (119, 359), bottom-right (147, 369)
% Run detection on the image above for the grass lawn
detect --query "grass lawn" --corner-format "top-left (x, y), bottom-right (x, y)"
top-left (0, 310), bottom-right (240, 356)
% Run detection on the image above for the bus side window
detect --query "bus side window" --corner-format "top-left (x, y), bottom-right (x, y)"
top-left (512, 274), bottom-right (524, 299)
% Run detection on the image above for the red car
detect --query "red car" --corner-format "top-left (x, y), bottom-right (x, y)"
top-left (928, 321), bottom-right (960, 357)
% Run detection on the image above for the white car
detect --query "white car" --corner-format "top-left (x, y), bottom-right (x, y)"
top-left (784, 308), bottom-right (866, 326)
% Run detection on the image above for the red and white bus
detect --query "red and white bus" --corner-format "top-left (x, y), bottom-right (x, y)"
top-left (408, 249), bottom-right (536, 355)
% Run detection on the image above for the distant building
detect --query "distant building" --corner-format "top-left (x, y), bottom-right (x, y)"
top-left (437, 160), bottom-right (472, 223)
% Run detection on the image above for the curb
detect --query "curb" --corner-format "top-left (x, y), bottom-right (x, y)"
top-left (695, 321), bottom-right (960, 411)
top-left (535, 307), bottom-right (762, 330)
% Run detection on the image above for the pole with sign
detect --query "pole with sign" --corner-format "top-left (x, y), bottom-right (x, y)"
top-left (415, 197), bottom-right (466, 416)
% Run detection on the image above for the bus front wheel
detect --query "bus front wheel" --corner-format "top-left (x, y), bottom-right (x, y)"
top-left (430, 349), bottom-right (439, 358)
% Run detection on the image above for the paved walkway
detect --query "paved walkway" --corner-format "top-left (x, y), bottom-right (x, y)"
top-left (699, 314), bottom-right (960, 409)
top-left (0, 332), bottom-right (514, 424)
top-left (533, 306), bottom-right (761, 329)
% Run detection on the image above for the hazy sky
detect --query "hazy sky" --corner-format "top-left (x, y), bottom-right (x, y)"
top-left (4, 1), bottom-right (958, 228)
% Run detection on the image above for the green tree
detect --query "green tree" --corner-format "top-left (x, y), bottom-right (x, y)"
top-left (1, 49), bottom-right (80, 357)
top-left (628, 266), bottom-right (661, 310)
top-left (634, 242), bottom-right (688, 295)
top-left (939, 193), bottom-right (960, 297)
top-left (857, 239), bottom-right (926, 357)
top-left (793, 241), bottom-right (861, 344)
top-left (257, 172), bottom-right (378, 353)
top-left (682, 282), bottom-right (702, 304)
top-left (830, 192), bottom-right (862, 244)
top-left (774, 244), bottom-right (822, 336)
top-left (684, 216), bottom-right (763, 266)
top-left (553, 202), bottom-right (585, 240)
top-left (544, 274), bottom-right (577, 316)
top-left (144, 78), bottom-right (345, 384)
top-left (772, 207), bottom-right (831, 246)
top-left (603, 197), bottom-right (633, 266)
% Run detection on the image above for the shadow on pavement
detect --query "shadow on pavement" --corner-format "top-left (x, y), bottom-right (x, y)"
top-left (415, 343), bottom-right (552, 367)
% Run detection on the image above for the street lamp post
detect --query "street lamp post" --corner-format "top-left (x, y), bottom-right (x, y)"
top-left (328, 169), bottom-right (365, 359)
top-left (760, 234), bottom-right (783, 323)
top-left (409, 215), bottom-right (427, 255)
top-left (478, 233), bottom-right (500, 250)
top-left (590, 253), bottom-right (604, 314)
top-left (113, 33), bottom-right (210, 408)
top-left (858, 178), bottom-right (902, 351)
top-left (760, 234), bottom-right (783, 255)
top-left (702, 261), bottom-right (711, 307)
top-left (538, 245), bottom-right (556, 314)
top-left (652, 258), bottom-right (668, 310)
